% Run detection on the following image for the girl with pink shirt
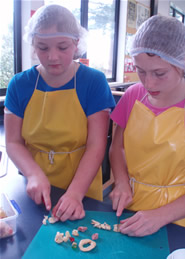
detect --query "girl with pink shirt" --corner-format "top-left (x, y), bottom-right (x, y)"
top-left (109, 15), bottom-right (185, 236)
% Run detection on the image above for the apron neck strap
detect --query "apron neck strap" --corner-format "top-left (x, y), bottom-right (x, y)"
top-left (35, 62), bottom-right (77, 90)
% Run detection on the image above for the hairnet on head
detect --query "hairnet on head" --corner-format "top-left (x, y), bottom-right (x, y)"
top-left (129, 15), bottom-right (185, 70)
top-left (24, 4), bottom-right (88, 59)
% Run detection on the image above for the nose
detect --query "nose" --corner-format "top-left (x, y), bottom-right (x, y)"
top-left (48, 48), bottom-right (58, 61)
top-left (144, 73), bottom-right (156, 90)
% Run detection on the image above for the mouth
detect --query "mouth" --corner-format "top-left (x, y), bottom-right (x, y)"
top-left (48, 64), bottom-right (61, 68)
top-left (148, 91), bottom-right (160, 96)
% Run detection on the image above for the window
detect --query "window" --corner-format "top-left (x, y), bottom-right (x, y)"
top-left (170, 5), bottom-right (185, 24)
top-left (0, 0), bottom-right (21, 97)
top-left (44, 0), bottom-right (119, 81)
top-left (0, 0), bottom-right (14, 96)
top-left (87, 0), bottom-right (119, 81)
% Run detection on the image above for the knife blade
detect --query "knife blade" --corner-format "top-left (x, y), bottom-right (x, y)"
top-left (117, 216), bottom-right (120, 230)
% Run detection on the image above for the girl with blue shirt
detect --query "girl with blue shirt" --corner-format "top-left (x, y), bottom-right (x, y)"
top-left (4, 4), bottom-right (115, 222)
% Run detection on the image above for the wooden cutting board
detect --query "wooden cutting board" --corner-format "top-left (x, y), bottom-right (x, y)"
top-left (23, 211), bottom-right (170, 259)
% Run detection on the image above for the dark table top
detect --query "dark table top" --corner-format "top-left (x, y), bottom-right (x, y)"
top-left (0, 161), bottom-right (185, 259)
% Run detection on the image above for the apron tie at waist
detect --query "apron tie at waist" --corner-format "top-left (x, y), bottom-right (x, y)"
top-left (39, 145), bottom-right (86, 164)
top-left (129, 177), bottom-right (185, 195)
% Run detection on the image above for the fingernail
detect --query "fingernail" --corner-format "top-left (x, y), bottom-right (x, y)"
top-left (56, 212), bottom-right (60, 218)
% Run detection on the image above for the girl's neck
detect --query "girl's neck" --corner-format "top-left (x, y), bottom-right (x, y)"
top-left (148, 78), bottom-right (185, 108)
top-left (36, 62), bottom-right (79, 88)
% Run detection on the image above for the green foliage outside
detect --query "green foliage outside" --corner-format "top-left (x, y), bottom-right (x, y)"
top-left (0, 2), bottom-right (114, 91)
top-left (0, 24), bottom-right (14, 90)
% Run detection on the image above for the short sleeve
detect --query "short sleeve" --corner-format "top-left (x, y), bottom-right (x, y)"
top-left (76, 65), bottom-right (115, 117)
top-left (5, 68), bottom-right (36, 118)
top-left (86, 72), bottom-right (115, 116)
top-left (110, 83), bottom-right (146, 129)
top-left (5, 76), bottom-right (23, 118)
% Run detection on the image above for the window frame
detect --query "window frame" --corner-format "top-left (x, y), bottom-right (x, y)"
top-left (80, 0), bottom-right (120, 82)
top-left (0, 0), bottom-right (120, 100)
top-left (170, 5), bottom-right (185, 24)
top-left (0, 0), bottom-right (22, 97)
top-left (14, 0), bottom-right (22, 75)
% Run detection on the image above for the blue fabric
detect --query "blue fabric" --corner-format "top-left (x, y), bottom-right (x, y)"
top-left (5, 63), bottom-right (115, 118)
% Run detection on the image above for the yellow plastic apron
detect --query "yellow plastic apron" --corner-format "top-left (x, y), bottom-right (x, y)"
top-left (124, 95), bottom-right (185, 226)
top-left (22, 70), bottom-right (103, 201)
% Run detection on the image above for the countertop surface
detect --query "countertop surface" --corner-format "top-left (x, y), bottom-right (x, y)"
top-left (0, 160), bottom-right (185, 259)
top-left (0, 122), bottom-right (185, 259)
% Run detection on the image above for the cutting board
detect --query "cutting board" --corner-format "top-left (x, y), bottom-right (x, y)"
top-left (23, 211), bottom-right (170, 259)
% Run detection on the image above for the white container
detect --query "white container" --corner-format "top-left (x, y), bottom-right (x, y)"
top-left (0, 145), bottom-right (8, 177)
top-left (167, 249), bottom-right (185, 259)
top-left (0, 193), bottom-right (18, 238)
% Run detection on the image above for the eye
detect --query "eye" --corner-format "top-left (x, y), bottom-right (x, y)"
top-left (58, 45), bottom-right (70, 51)
top-left (137, 69), bottom-right (145, 74)
top-left (59, 47), bottom-right (68, 51)
top-left (36, 45), bottom-right (48, 51)
top-left (155, 72), bottom-right (166, 77)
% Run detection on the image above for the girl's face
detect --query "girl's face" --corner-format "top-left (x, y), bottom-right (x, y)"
top-left (33, 27), bottom-right (78, 76)
top-left (133, 53), bottom-right (184, 105)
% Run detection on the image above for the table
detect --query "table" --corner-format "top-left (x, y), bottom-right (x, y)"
top-left (0, 161), bottom-right (185, 259)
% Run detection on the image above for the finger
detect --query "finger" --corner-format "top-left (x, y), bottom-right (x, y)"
top-left (69, 207), bottom-right (85, 221)
top-left (34, 191), bottom-right (42, 205)
top-left (42, 193), bottom-right (51, 211)
top-left (52, 197), bottom-right (66, 217)
top-left (56, 202), bottom-right (73, 221)
top-left (59, 204), bottom-right (76, 222)
top-left (120, 212), bottom-right (139, 225)
top-left (116, 196), bottom-right (126, 217)
top-left (109, 192), bottom-right (120, 211)
top-left (120, 221), bottom-right (144, 237)
top-left (119, 215), bottom-right (141, 235)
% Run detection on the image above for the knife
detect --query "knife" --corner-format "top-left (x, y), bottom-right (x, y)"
top-left (117, 216), bottom-right (120, 231)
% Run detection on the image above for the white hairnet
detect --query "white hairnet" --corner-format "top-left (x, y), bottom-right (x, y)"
top-left (24, 4), bottom-right (88, 59)
top-left (129, 15), bottom-right (185, 70)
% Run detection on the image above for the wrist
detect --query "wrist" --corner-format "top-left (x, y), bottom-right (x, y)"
top-left (114, 172), bottom-right (130, 186)
top-left (65, 188), bottom-right (84, 202)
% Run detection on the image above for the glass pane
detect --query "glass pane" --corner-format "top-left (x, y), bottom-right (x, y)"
top-left (169, 7), bottom-right (173, 17)
top-left (175, 12), bottom-right (183, 22)
top-left (87, 0), bottom-right (116, 78)
top-left (44, 0), bottom-right (81, 21)
top-left (0, 0), bottom-right (14, 90)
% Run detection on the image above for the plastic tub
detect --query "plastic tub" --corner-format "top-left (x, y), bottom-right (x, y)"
top-left (0, 145), bottom-right (8, 177)
top-left (0, 193), bottom-right (18, 238)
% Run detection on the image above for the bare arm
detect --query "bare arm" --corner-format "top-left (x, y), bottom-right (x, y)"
top-left (109, 124), bottom-right (132, 216)
top-left (4, 109), bottom-right (51, 209)
top-left (52, 110), bottom-right (110, 221)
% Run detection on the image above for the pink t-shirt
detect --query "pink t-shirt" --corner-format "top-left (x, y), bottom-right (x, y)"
top-left (111, 83), bottom-right (185, 130)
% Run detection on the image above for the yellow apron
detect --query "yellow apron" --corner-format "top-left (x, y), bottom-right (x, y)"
top-left (124, 95), bottom-right (185, 226)
top-left (22, 70), bottom-right (103, 201)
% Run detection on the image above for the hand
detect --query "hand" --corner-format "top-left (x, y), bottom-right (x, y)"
top-left (52, 193), bottom-right (85, 222)
top-left (109, 182), bottom-right (132, 217)
top-left (26, 173), bottom-right (51, 211)
top-left (119, 210), bottom-right (163, 237)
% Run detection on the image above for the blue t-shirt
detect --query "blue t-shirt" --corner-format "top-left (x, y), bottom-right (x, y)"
top-left (5, 63), bottom-right (115, 118)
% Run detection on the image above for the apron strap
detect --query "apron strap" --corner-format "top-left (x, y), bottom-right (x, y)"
top-left (140, 93), bottom-right (148, 103)
top-left (35, 62), bottom-right (77, 90)
top-left (129, 177), bottom-right (185, 195)
top-left (35, 71), bottom-right (40, 89)
top-left (39, 145), bottom-right (86, 164)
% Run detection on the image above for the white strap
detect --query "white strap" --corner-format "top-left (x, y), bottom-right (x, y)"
top-left (129, 176), bottom-right (185, 195)
top-left (39, 145), bottom-right (86, 164)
